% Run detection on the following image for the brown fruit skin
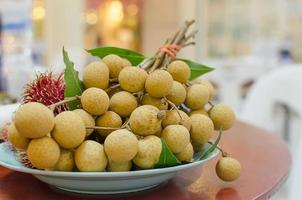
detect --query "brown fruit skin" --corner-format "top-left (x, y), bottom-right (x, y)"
top-left (73, 109), bottom-right (95, 136)
top-left (185, 84), bottom-right (210, 110)
top-left (7, 123), bottom-right (29, 149)
top-left (54, 149), bottom-right (74, 171)
top-left (167, 60), bottom-right (191, 83)
top-left (75, 140), bottom-right (108, 172)
top-left (192, 79), bottom-right (215, 99)
top-left (14, 102), bottom-right (55, 139)
top-left (209, 103), bottom-right (235, 131)
top-left (51, 111), bottom-right (86, 149)
top-left (83, 61), bottom-right (109, 89)
top-left (27, 136), bottom-right (60, 170)
top-left (81, 87), bottom-right (110, 116)
top-left (141, 94), bottom-right (168, 110)
top-left (162, 125), bottom-right (190, 154)
top-left (102, 54), bottom-right (126, 78)
top-left (166, 81), bottom-right (186, 106)
top-left (189, 108), bottom-right (209, 117)
top-left (118, 67), bottom-right (148, 92)
top-left (190, 114), bottom-right (214, 146)
top-left (107, 160), bottom-right (132, 172)
top-left (95, 111), bottom-right (122, 137)
top-left (129, 105), bottom-right (162, 136)
top-left (175, 142), bottom-right (194, 162)
top-left (179, 110), bottom-right (192, 131)
top-left (216, 157), bottom-right (241, 182)
top-left (104, 129), bottom-right (138, 162)
top-left (110, 91), bottom-right (137, 117)
top-left (162, 110), bottom-right (181, 128)
top-left (145, 70), bottom-right (173, 98)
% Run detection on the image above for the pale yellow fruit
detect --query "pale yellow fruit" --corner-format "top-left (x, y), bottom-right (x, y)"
top-left (122, 58), bottom-right (132, 67)
top-left (193, 79), bottom-right (215, 99)
top-left (95, 111), bottom-right (122, 137)
top-left (209, 103), bottom-right (235, 131)
top-left (54, 149), bottom-right (74, 171)
top-left (129, 105), bottom-right (163, 136)
top-left (52, 111), bottom-right (86, 149)
top-left (104, 129), bottom-right (138, 162)
top-left (81, 87), bottom-right (110, 115)
top-left (166, 81), bottom-right (186, 106)
top-left (162, 125), bottom-right (190, 154)
top-left (103, 54), bottom-right (127, 78)
top-left (133, 136), bottom-right (162, 169)
top-left (118, 67), bottom-right (148, 92)
top-left (75, 140), bottom-right (108, 172)
top-left (162, 110), bottom-right (181, 128)
top-left (73, 109), bottom-right (95, 136)
top-left (189, 108), bottom-right (209, 117)
top-left (83, 61), bottom-right (109, 89)
top-left (167, 60), bottom-right (191, 83)
top-left (110, 91), bottom-right (137, 117)
top-left (185, 84), bottom-right (210, 110)
top-left (107, 160), bottom-right (132, 172)
top-left (145, 70), bottom-right (173, 98)
top-left (7, 123), bottom-right (29, 149)
top-left (190, 114), bottom-right (214, 146)
top-left (175, 143), bottom-right (194, 162)
top-left (27, 136), bottom-right (60, 169)
top-left (179, 110), bottom-right (191, 131)
top-left (14, 102), bottom-right (55, 139)
top-left (216, 157), bottom-right (241, 181)
top-left (141, 94), bottom-right (168, 110)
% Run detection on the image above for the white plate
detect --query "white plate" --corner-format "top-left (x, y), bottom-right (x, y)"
top-left (0, 142), bottom-right (218, 194)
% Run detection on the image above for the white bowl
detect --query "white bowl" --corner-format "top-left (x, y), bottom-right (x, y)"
top-left (0, 142), bottom-right (218, 194)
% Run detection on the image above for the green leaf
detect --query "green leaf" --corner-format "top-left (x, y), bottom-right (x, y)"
top-left (155, 139), bottom-right (181, 168)
top-left (63, 47), bottom-right (84, 110)
top-left (87, 47), bottom-right (145, 66)
top-left (179, 58), bottom-right (214, 80)
top-left (198, 129), bottom-right (222, 160)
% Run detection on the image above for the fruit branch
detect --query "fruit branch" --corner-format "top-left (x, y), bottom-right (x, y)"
top-left (85, 126), bottom-right (119, 130)
top-left (105, 84), bottom-right (120, 93)
top-left (163, 97), bottom-right (184, 121)
top-left (207, 141), bottom-right (229, 157)
top-left (199, 129), bottom-right (222, 160)
top-left (49, 96), bottom-right (81, 111)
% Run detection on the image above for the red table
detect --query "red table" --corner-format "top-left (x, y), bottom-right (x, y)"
top-left (0, 121), bottom-right (291, 200)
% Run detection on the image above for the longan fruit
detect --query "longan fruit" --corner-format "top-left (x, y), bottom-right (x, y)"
top-left (166, 81), bottom-right (186, 106)
top-left (192, 79), bottom-right (215, 99)
top-left (133, 136), bottom-right (162, 169)
top-left (162, 125), bottom-right (190, 154)
top-left (73, 109), bottom-right (95, 136)
top-left (107, 160), bottom-right (132, 172)
top-left (167, 60), bottom-right (191, 83)
top-left (118, 67), bottom-right (148, 92)
top-left (129, 105), bottom-right (163, 136)
top-left (83, 61), bottom-right (109, 89)
top-left (95, 111), bottom-right (122, 137)
top-left (209, 103), bottom-right (235, 130)
top-left (190, 114), bottom-right (214, 146)
top-left (51, 111), bottom-right (86, 149)
top-left (175, 142), bottom-right (194, 162)
top-left (75, 140), bottom-right (108, 172)
top-left (7, 123), bottom-right (30, 149)
top-left (141, 94), bottom-right (168, 110)
top-left (216, 157), bottom-right (241, 181)
top-left (27, 136), bottom-right (60, 169)
top-left (54, 149), bottom-right (74, 171)
top-left (104, 129), bottom-right (138, 162)
top-left (162, 110), bottom-right (181, 128)
top-left (145, 70), bottom-right (173, 98)
top-left (110, 91), bottom-right (137, 117)
top-left (179, 110), bottom-right (191, 131)
top-left (103, 54), bottom-right (127, 78)
top-left (122, 58), bottom-right (132, 67)
top-left (185, 84), bottom-right (210, 110)
top-left (14, 102), bottom-right (55, 139)
top-left (81, 87), bottom-right (109, 115)
top-left (189, 108), bottom-right (209, 117)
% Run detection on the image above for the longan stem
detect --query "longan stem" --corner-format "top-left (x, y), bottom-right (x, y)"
top-left (49, 96), bottom-right (81, 111)
top-left (86, 126), bottom-right (119, 130)
top-left (105, 84), bottom-right (120, 93)
top-left (109, 78), bottom-right (118, 83)
top-left (207, 141), bottom-right (229, 157)
top-left (208, 101), bottom-right (215, 109)
top-left (163, 97), bottom-right (184, 121)
top-left (121, 118), bottom-right (130, 129)
top-left (199, 129), bottom-right (223, 160)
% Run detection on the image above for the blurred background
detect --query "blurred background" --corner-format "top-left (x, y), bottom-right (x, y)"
top-left (0, 0), bottom-right (302, 199)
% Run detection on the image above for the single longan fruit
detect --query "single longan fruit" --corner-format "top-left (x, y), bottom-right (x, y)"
top-left (166, 81), bottom-right (186, 106)
top-left (107, 160), bottom-right (132, 172)
top-left (185, 84), bottom-right (210, 110)
top-left (129, 105), bottom-right (163, 136)
top-left (216, 157), bottom-right (241, 181)
top-left (141, 94), bottom-right (168, 110)
top-left (54, 149), bottom-right (74, 171)
top-left (110, 91), bottom-right (137, 117)
top-left (104, 129), bottom-right (138, 162)
top-left (103, 54), bottom-right (126, 78)
top-left (27, 136), bottom-right (60, 169)
top-left (14, 102), bottom-right (55, 139)
top-left (51, 111), bottom-right (86, 149)
top-left (7, 123), bottom-right (29, 149)
top-left (145, 70), bottom-right (173, 98)
top-left (118, 67), bottom-right (148, 92)
top-left (162, 125), bottom-right (190, 154)
top-left (209, 103), bottom-right (235, 131)
top-left (190, 114), bottom-right (214, 146)
top-left (175, 142), bottom-right (194, 162)
top-left (95, 111), bottom-right (122, 137)
top-left (167, 60), bottom-right (191, 83)
top-left (179, 110), bottom-right (191, 131)
top-left (189, 108), bottom-right (209, 117)
top-left (81, 87), bottom-right (110, 115)
top-left (192, 79), bottom-right (215, 99)
top-left (73, 109), bottom-right (95, 136)
top-left (83, 61), bottom-right (109, 89)
top-left (162, 110), bottom-right (181, 128)
top-left (75, 140), bottom-right (108, 172)
top-left (133, 136), bottom-right (162, 169)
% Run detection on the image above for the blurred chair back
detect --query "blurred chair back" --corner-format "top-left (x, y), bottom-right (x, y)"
top-left (0, 103), bottom-right (19, 127)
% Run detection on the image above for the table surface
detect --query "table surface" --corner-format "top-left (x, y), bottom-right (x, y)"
top-left (0, 121), bottom-right (291, 200)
